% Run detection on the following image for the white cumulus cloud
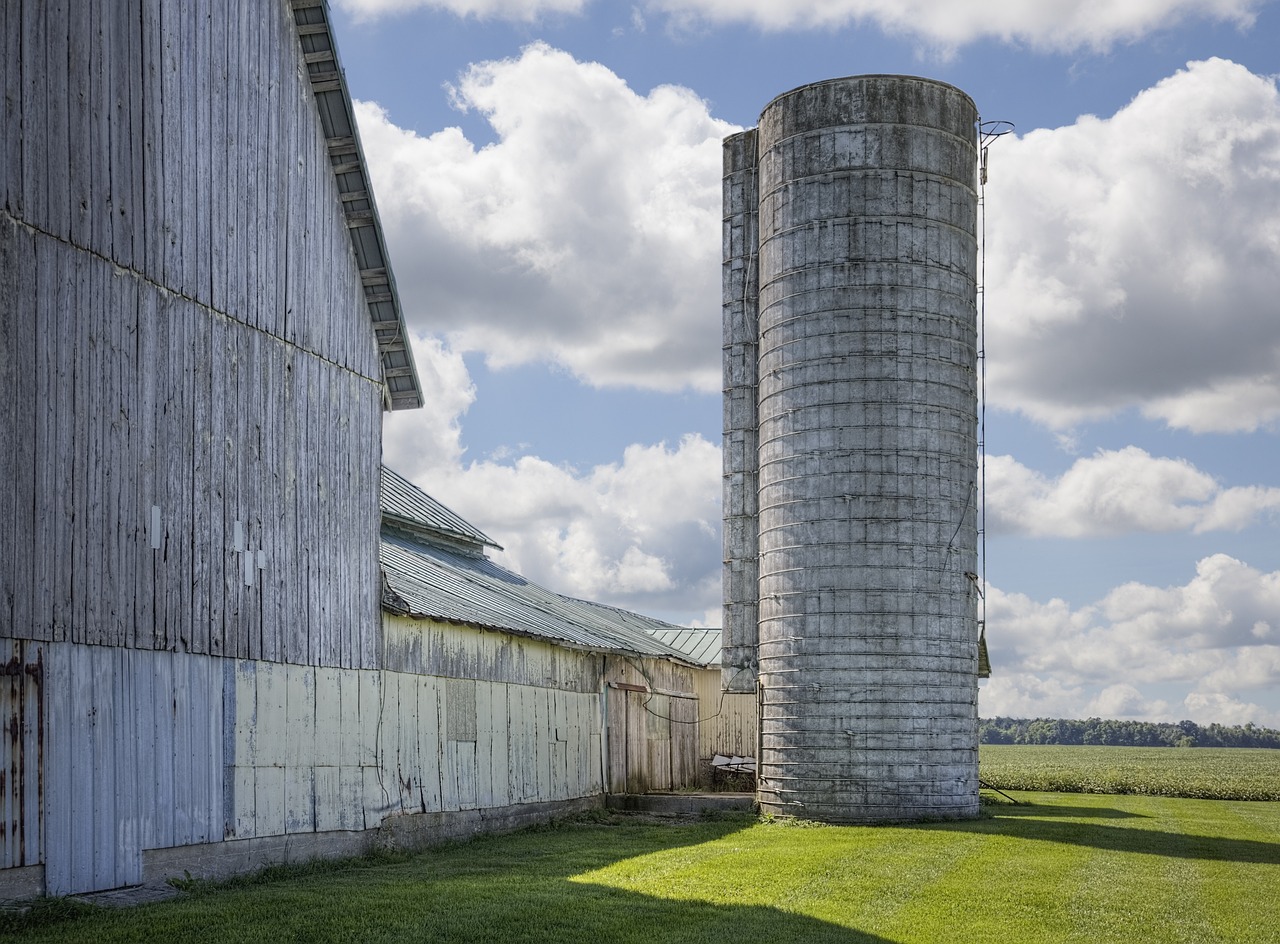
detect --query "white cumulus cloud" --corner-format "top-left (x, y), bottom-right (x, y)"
top-left (354, 43), bottom-right (736, 393)
top-left (985, 58), bottom-right (1280, 433)
top-left (383, 335), bottom-right (722, 622)
top-left (985, 447), bottom-right (1280, 537)
top-left (981, 558), bottom-right (1280, 725)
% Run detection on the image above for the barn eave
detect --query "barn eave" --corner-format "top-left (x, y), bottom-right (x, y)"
top-left (290, 0), bottom-right (423, 411)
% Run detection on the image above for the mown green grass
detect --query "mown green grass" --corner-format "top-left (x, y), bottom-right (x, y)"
top-left (980, 745), bottom-right (1280, 800)
top-left (4, 792), bottom-right (1278, 944)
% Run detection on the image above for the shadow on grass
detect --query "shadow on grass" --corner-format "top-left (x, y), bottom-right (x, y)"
top-left (982, 801), bottom-right (1149, 820)
top-left (925, 803), bottom-right (1280, 865)
top-left (6, 816), bottom-right (895, 944)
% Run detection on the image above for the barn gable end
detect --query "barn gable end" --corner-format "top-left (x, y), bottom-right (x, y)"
top-left (0, 0), bottom-right (416, 895)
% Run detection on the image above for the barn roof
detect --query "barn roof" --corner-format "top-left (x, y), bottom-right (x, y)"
top-left (379, 472), bottom-right (701, 664)
top-left (637, 626), bottom-right (722, 667)
top-left (381, 466), bottom-right (501, 555)
top-left (291, 1), bottom-right (423, 412)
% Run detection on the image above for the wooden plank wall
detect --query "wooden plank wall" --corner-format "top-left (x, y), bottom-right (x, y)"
top-left (229, 619), bottom-right (610, 837)
top-left (379, 619), bottom-right (603, 814)
top-left (1, 0), bottom-right (385, 670)
top-left (692, 669), bottom-right (758, 761)
top-left (602, 656), bottom-right (702, 794)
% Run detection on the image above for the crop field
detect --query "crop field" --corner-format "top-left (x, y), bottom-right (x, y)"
top-left (980, 745), bottom-right (1280, 800)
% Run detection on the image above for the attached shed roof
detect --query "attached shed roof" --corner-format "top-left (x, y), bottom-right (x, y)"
top-left (638, 627), bottom-right (722, 668)
top-left (381, 533), bottom-right (700, 664)
top-left (379, 469), bottom-right (700, 664)
top-left (381, 466), bottom-right (501, 554)
top-left (290, 1), bottom-right (423, 411)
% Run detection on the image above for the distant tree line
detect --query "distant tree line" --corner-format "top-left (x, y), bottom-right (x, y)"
top-left (979, 717), bottom-right (1280, 749)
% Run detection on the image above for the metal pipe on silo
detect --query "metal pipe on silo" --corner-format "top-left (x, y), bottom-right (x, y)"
top-left (737, 75), bottom-right (982, 822)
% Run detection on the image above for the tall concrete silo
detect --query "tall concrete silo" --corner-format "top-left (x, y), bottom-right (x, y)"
top-left (722, 75), bottom-right (982, 822)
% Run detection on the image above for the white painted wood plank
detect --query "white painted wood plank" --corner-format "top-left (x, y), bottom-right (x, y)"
top-left (488, 684), bottom-right (510, 806)
top-left (474, 682), bottom-right (494, 808)
top-left (336, 668), bottom-right (361, 768)
top-left (314, 766), bottom-right (343, 834)
top-left (362, 766), bottom-right (387, 831)
top-left (234, 660), bottom-right (258, 769)
top-left (451, 742), bottom-right (478, 811)
top-left (285, 664), bottom-right (315, 769)
top-left (254, 765), bottom-right (285, 838)
top-left (284, 766), bottom-right (315, 834)
top-left (234, 765), bottom-right (256, 839)
top-left (339, 765), bottom-right (364, 831)
top-left (393, 673), bottom-right (419, 813)
top-left (313, 666), bottom-right (341, 767)
top-left (357, 669), bottom-right (381, 770)
top-left (414, 675), bottom-right (442, 813)
top-left (255, 661), bottom-right (287, 768)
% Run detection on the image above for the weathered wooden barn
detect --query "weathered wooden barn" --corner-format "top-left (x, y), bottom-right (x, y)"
top-left (0, 0), bottom-right (710, 898)
top-left (645, 626), bottom-right (758, 774)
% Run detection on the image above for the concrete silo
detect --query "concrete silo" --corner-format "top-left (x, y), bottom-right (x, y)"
top-left (722, 75), bottom-right (982, 822)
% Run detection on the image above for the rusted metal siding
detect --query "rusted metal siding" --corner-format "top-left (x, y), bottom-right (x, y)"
top-left (0, 642), bottom-right (42, 872)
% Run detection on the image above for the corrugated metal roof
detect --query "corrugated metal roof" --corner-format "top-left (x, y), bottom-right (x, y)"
top-left (290, 1), bottom-right (423, 411)
top-left (381, 466), bottom-right (500, 551)
top-left (381, 531), bottom-right (700, 664)
top-left (641, 627), bottom-right (723, 667)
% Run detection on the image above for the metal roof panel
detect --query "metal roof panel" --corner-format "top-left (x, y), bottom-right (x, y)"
top-left (381, 531), bottom-right (698, 664)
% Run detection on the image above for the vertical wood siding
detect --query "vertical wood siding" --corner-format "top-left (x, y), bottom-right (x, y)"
top-left (692, 669), bottom-right (758, 762)
top-left (1, 0), bottom-right (383, 670)
top-left (602, 657), bottom-right (701, 794)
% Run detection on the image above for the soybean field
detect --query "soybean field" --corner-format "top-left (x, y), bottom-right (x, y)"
top-left (981, 744), bottom-right (1280, 800)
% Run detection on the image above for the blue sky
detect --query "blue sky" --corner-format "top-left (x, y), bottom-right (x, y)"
top-left (329, 0), bottom-right (1280, 726)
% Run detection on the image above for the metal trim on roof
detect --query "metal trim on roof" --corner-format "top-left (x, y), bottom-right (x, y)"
top-left (290, 1), bottom-right (423, 411)
top-left (381, 466), bottom-right (501, 552)
top-left (642, 627), bottom-right (723, 667)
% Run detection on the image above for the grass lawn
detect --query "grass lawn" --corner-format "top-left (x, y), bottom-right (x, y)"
top-left (4, 792), bottom-right (1277, 943)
